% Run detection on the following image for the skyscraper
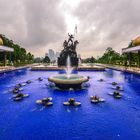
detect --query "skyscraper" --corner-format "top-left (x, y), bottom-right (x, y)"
top-left (48, 49), bottom-right (55, 62)
top-left (56, 52), bottom-right (60, 58)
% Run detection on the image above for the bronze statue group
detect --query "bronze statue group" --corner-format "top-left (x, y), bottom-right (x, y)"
top-left (58, 33), bottom-right (79, 66)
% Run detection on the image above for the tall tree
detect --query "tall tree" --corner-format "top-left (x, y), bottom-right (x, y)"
top-left (0, 34), bottom-right (34, 65)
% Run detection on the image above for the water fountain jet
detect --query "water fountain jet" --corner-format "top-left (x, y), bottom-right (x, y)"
top-left (65, 56), bottom-right (73, 79)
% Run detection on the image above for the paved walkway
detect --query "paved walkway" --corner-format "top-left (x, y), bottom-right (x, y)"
top-left (97, 63), bottom-right (140, 75)
top-left (0, 66), bottom-right (15, 72)
top-left (0, 64), bottom-right (37, 73)
top-left (1, 63), bottom-right (140, 75)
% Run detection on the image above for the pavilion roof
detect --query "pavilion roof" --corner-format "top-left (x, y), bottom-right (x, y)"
top-left (122, 45), bottom-right (140, 53)
top-left (0, 45), bottom-right (14, 52)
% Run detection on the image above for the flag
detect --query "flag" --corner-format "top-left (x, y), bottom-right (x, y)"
top-left (74, 24), bottom-right (77, 36)
top-left (75, 24), bottom-right (77, 34)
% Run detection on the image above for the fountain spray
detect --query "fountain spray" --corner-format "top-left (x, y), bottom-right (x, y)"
top-left (65, 56), bottom-right (73, 78)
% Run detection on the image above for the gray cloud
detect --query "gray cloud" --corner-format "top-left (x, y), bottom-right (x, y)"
top-left (0, 0), bottom-right (66, 56)
top-left (23, 0), bottom-right (66, 46)
top-left (74, 0), bottom-right (140, 57)
top-left (0, 0), bottom-right (140, 58)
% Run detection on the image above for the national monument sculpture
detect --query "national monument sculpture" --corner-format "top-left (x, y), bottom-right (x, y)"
top-left (57, 33), bottom-right (79, 67)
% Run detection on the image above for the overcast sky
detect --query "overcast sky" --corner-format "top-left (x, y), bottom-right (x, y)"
top-left (0, 0), bottom-right (140, 58)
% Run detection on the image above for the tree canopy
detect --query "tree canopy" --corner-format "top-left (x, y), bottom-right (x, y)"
top-left (0, 34), bottom-right (34, 65)
top-left (97, 47), bottom-right (139, 66)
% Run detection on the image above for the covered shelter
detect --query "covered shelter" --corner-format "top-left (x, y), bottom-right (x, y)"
top-left (0, 37), bottom-right (14, 66)
top-left (122, 36), bottom-right (140, 68)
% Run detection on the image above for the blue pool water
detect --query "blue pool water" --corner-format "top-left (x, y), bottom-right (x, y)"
top-left (0, 68), bottom-right (140, 140)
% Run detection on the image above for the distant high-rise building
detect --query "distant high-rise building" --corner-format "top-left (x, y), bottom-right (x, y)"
top-left (56, 52), bottom-right (60, 58)
top-left (47, 49), bottom-right (60, 62)
top-left (48, 49), bottom-right (55, 62)
top-left (78, 54), bottom-right (81, 59)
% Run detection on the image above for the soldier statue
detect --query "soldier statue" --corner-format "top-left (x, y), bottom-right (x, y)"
top-left (68, 33), bottom-right (74, 45)
top-left (58, 33), bottom-right (79, 67)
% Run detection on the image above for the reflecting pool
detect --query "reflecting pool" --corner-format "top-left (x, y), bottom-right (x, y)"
top-left (0, 68), bottom-right (140, 140)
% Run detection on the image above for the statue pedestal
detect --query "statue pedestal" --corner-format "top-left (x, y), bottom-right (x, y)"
top-left (58, 56), bottom-right (78, 67)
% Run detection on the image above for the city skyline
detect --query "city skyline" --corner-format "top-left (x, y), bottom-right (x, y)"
top-left (0, 0), bottom-right (140, 58)
top-left (46, 49), bottom-right (60, 62)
